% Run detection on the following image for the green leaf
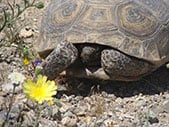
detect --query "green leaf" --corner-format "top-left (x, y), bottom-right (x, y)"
top-left (35, 66), bottom-right (43, 76)
top-left (16, 4), bottom-right (21, 16)
top-left (23, 0), bottom-right (30, 7)
top-left (35, 2), bottom-right (44, 9)
top-left (23, 48), bottom-right (30, 57)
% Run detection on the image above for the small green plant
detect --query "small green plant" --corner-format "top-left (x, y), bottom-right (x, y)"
top-left (137, 110), bottom-right (151, 127)
top-left (2, 72), bottom-right (58, 127)
top-left (0, 1), bottom-right (61, 126)
top-left (0, 0), bottom-right (44, 73)
top-left (2, 72), bottom-right (26, 127)
top-left (0, 0), bottom-right (44, 46)
top-left (23, 75), bottom-right (57, 127)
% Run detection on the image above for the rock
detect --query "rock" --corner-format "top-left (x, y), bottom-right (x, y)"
top-left (115, 97), bottom-right (123, 104)
top-left (61, 111), bottom-right (77, 126)
top-left (52, 108), bottom-right (62, 121)
top-left (148, 110), bottom-right (159, 124)
top-left (78, 122), bottom-right (88, 127)
top-left (39, 118), bottom-right (58, 127)
top-left (61, 116), bottom-right (77, 127)
top-left (19, 27), bottom-right (34, 38)
top-left (41, 105), bottom-right (53, 119)
top-left (0, 111), bottom-right (6, 125)
top-left (95, 118), bottom-right (105, 126)
top-left (63, 111), bottom-right (75, 118)
top-left (104, 119), bottom-right (114, 127)
top-left (134, 96), bottom-right (147, 107)
top-left (0, 106), bottom-right (21, 126)
top-left (22, 110), bottom-right (35, 126)
top-left (60, 102), bottom-right (72, 113)
top-left (72, 105), bottom-right (87, 116)
top-left (162, 101), bottom-right (169, 113)
top-left (149, 117), bottom-right (159, 124)
top-left (2, 83), bottom-right (22, 93)
top-left (0, 47), bottom-right (18, 63)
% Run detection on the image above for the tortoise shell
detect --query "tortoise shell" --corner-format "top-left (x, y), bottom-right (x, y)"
top-left (35, 0), bottom-right (169, 66)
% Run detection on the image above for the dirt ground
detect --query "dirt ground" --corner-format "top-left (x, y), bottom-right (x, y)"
top-left (0, 0), bottom-right (169, 127)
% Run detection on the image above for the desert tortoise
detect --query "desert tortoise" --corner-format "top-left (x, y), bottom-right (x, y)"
top-left (34, 0), bottom-right (169, 81)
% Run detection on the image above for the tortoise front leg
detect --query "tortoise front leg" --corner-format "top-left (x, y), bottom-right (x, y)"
top-left (41, 41), bottom-right (78, 80)
top-left (101, 49), bottom-right (155, 81)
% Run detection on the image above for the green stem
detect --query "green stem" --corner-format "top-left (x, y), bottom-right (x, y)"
top-left (2, 84), bottom-right (16, 127)
top-left (34, 104), bottom-right (41, 127)
top-left (0, 9), bottom-right (8, 32)
top-left (0, 0), bottom-right (37, 32)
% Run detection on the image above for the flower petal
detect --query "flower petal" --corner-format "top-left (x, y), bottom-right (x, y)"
top-left (23, 75), bottom-right (57, 104)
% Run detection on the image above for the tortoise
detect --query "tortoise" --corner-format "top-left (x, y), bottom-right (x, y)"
top-left (34, 0), bottom-right (169, 81)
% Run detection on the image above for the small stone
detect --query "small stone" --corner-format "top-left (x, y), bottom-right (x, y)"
top-left (41, 105), bottom-right (53, 119)
top-left (39, 118), bottom-right (58, 127)
top-left (79, 122), bottom-right (88, 127)
top-left (61, 116), bottom-right (77, 127)
top-left (63, 111), bottom-right (74, 117)
top-left (108, 94), bottom-right (117, 100)
top-left (60, 103), bottom-right (72, 113)
top-left (33, 18), bottom-right (37, 21)
top-left (115, 97), bottom-right (123, 103)
top-left (134, 97), bottom-right (146, 107)
top-left (19, 27), bottom-right (34, 38)
top-left (22, 110), bottom-right (35, 126)
top-left (149, 117), bottom-right (159, 124)
top-left (2, 83), bottom-right (22, 93)
top-left (52, 108), bottom-right (62, 121)
top-left (75, 96), bottom-right (84, 100)
top-left (148, 110), bottom-right (159, 124)
top-left (95, 118), bottom-right (106, 126)
top-left (162, 101), bottom-right (169, 113)
top-left (72, 105), bottom-right (87, 116)
top-left (104, 119), bottom-right (115, 127)
top-left (0, 111), bottom-right (6, 125)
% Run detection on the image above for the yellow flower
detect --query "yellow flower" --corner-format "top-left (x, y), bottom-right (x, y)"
top-left (23, 58), bottom-right (29, 65)
top-left (23, 75), bottom-right (57, 104)
top-left (48, 100), bottom-right (54, 105)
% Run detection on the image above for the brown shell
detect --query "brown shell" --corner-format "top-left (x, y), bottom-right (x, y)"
top-left (35, 0), bottom-right (169, 65)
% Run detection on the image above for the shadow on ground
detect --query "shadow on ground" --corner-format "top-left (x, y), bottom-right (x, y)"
top-left (57, 66), bottom-right (169, 98)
